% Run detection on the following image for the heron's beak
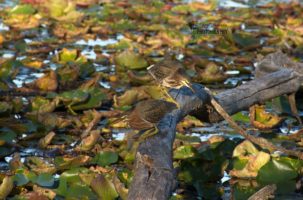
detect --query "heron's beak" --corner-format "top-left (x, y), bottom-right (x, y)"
top-left (181, 80), bottom-right (194, 92)
top-left (147, 64), bottom-right (155, 71)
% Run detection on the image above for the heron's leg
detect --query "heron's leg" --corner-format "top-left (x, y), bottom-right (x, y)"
top-left (288, 93), bottom-right (302, 125)
top-left (138, 127), bottom-right (159, 142)
top-left (67, 104), bottom-right (77, 115)
top-left (160, 87), bottom-right (180, 108)
top-left (181, 80), bottom-right (195, 92)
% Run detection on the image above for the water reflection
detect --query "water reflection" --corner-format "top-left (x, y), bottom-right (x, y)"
top-left (13, 72), bottom-right (44, 88)
top-left (75, 37), bottom-right (120, 47)
top-left (81, 48), bottom-right (97, 60)
top-left (225, 70), bottom-right (240, 75)
top-left (2, 52), bottom-right (15, 58)
top-left (112, 132), bottom-right (126, 141)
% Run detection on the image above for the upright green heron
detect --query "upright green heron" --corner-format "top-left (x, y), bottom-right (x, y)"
top-left (147, 57), bottom-right (193, 106)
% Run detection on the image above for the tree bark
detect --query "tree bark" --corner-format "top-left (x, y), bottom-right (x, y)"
top-left (127, 68), bottom-right (302, 200)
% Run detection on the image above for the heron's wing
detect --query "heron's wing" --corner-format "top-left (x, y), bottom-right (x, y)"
top-left (139, 100), bottom-right (176, 123)
top-left (147, 64), bottom-right (174, 81)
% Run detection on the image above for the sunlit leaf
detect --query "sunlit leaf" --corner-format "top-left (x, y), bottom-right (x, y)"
top-left (115, 50), bottom-right (148, 70)
top-left (25, 157), bottom-right (56, 174)
top-left (91, 174), bottom-right (119, 200)
top-left (55, 156), bottom-right (91, 170)
top-left (9, 4), bottom-right (36, 15)
top-left (230, 151), bottom-right (270, 178)
top-left (250, 105), bottom-right (283, 129)
top-left (0, 176), bottom-right (14, 199)
top-left (58, 48), bottom-right (78, 63)
top-left (174, 145), bottom-right (197, 160)
top-left (76, 130), bottom-right (100, 151)
top-left (34, 70), bottom-right (58, 91)
top-left (30, 96), bottom-right (58, 113)
top-left (233, 140), bottom-right (259, 158)
top-left (38, 131), bottom-right (56, 149)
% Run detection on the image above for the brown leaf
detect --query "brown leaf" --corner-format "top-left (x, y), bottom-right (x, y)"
top-left (38, 131), bottom-right (56, 149)
top-left (34, 70), bottom-right (58, 91)
top-left (250, 105), bottom-right (283, 130)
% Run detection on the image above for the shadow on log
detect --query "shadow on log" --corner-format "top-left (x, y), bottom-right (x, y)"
top-left (128, 68), bottom-right (302, 200)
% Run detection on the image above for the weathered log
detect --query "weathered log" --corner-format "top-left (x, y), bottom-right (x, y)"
top-left (193, 69), bottom-right (302, 123)
top-left (127, 68), bottom-right (302, 200)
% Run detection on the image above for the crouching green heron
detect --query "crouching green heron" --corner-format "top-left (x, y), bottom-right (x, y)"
top-left (147, 57), bottom-right (193, 106)
top-left (115, 99), bottom-right (177, 141)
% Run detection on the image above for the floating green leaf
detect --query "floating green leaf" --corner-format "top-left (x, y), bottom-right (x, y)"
top-left (91, 174), bottom-right (119, 200)
top-left (13, 173), bottom-right (29, 186)
top-left (36, 173), bottom-right (54, 187)
top-left (258, 158), bottom-right (298, 183)
top-left (91, 151), bottom-right (119, 167)
top-left (71, 88), bottom-right (106, 111)
top-left (115, 50), bottom-right (148, 70)
top-left (174, 145), bottom-right (197, 160)
top-left (9, 4), bottom-right (36, 15)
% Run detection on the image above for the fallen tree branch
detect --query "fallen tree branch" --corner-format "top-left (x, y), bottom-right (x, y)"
top-left (128, 68), bottom-right (302, 200)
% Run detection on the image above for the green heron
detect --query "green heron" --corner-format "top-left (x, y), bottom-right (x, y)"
top-left (115, 99), bottom-right (177, 140)
top-left (255, 51), bottom-right (302, 124)
top-left (147, 57), bottom-right (193, 106)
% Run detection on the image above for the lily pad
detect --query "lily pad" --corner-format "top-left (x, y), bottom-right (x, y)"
top-left (91, 151), bottom-right (119, 167)
top-left (91, 174), bottom-right (119, 200)
top-left (71, 88), bottom-right (107, 111)
top-left (57, 89), bottom-right (89, 105)
top-left (13, 172), bottom-right (29, 186)
top-left (0, 128), bottom-right (16, 144)
top-left (30, 97), bottom-right (57, 113)
top-left (57, 48), bottom-right (87, 64)
top-left (257, 158), bottom-right (298, 183)
top-left (9, 4), bottom-right (36, 15)
top-left (55, 156), bottom-right (91, 170)
top-left (115, 50), bottom-right (148, 70)
top-left (233, 32), bottom-right (260, 49)
top-left (0, 59), bottom-right (20, 81)
top-left (174, 145), bottom-right (197, 160)
top-left (36, 173), bottom-right (54, 187)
